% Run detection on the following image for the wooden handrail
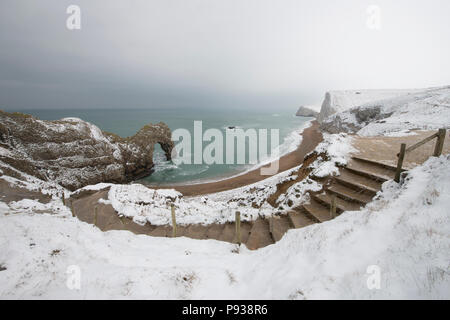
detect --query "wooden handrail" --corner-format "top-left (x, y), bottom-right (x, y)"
top-left (397, 132), bottom-right (438, 156)
top-left (395, 128), bottom-right (446, 182)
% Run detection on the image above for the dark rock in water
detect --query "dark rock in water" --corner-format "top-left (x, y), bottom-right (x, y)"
top-left (0, 110), bottom-right (174, 190)
top-left (295, 106), bottom-right (319, 118)
top-left (227, 126), bottom-right (236, 130)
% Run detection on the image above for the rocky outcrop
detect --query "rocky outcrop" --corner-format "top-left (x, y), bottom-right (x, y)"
top-left (0, 110), bottom-right (174, 190)
top-left (319, 86), bottom-right (450, 135)
top-left (316, 89), bottom-right (420, 124)
top-left (319, 105), bottom-right (392, 134)
top-left (295, 106), bottom-right (319, 118)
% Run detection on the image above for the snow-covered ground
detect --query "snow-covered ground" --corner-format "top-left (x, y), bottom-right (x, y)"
top-left (1, 155), bottom-right (449, 299)
top-left (319, 86), bottom-right (450, 136)
top-left (91, 132), bottom-right (355, 225)
top-left (317, 88), bottom-right (422, 123)
top-left (1, 86), bottom-right (449, 299)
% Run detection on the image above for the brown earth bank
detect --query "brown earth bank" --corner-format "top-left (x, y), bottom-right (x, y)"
top-left (150, 121), bottom-right (323, 197)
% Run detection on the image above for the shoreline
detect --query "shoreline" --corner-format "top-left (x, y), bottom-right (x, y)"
top-left (153, 121), bottom-right (322, 197)
top-left (144, 120), bottom-right (312, 187)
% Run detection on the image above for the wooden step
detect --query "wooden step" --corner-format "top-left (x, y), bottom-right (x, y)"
top-left (313, 192), bottom-right (362, 213)
top-left (328, 184), bottom-right (374, 205)
top-left (268, 215), bottom-right (292, 242)
top-left (302, 199), bottom-right (332, 222)
top-left (149, 225), bottom-right (171, 237)
top-left (239, 222), bottom-right (253, 244)
top-left (347, 158), bottom-right (396, 181)
top-left (170, 225), bottom-right (187, 237)
top-left (335, 169), bottom-right (381, 196)
top-left (205, 224), bottom-right (224, 240)
top-left (351, 156), bottom-right (402, 172)
top-left (246, 219), bottom-right (274, 250)
top-left (345, 166), bottom-right (391, 183)
top-left (186, 224), bottom-right (208, 240)
top-left (218, 223), bottom-right (236, 242)
top-left (287, 209), bottom-right (316, 229)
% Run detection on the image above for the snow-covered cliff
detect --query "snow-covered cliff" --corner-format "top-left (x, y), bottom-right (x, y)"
top-left (318, 86), bottom-right (450, 136)
top-left (0, 111), bottom-right (174, 190)
top-left (317, 89), bottom-right (421, 123)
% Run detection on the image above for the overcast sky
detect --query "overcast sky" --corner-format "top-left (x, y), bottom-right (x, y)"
top-left (0, 0), bottom-right (449, 110)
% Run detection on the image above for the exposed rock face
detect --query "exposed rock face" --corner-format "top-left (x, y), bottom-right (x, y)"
top-left (319, 105), bottom-right (392, 134)
top-left (0, 110), bottom-right (174, 190)
top-left (295, 106), bottom-right (319, 118)
top-left (319, 86), bottom-right (450, 135)
top-left (317, 89), bottom-right (420, 124)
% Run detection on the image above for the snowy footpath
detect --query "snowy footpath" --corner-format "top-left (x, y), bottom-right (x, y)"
top-left (1, 86), bottom-right (449, 299)
top-left (1, 155), bottom-right (449, 299)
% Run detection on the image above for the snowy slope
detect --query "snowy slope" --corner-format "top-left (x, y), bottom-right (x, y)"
top-left (320, 86), bottom-right (450, 136)
top-left (0, 155), bottom-right (449, 299)
top-left (317, 89), bottom-right (421, 123)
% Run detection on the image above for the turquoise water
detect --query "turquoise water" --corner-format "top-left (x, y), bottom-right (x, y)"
top-left (13, 107), bottom-right (310, 185)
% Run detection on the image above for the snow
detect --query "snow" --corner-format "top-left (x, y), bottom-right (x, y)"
top-left (356, 87), bottom-right (450, 136)
top-left (317, 88), bottom-right (421, 123)
top-left (74, 183), bottom-right (114, 192)
top-left (311, 133), bottom-right (356, 176)
top-left (320, 86), bottom-right (450, 137)
top-left (0, 155), bottom-right (449, 299)
top-left (0, 146), bottom-right (13, 157)
top-left (108, 183), bottom-right (274, 225)
top-left (276, 133), bottom-right (356, 209)
top-left (0, 161), bottom-right (68, 198)
top-left (1, 86), bottom-right (449, 299)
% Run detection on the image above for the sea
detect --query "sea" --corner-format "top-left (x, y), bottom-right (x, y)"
top-left (13, 107), bottom-right (311, 186)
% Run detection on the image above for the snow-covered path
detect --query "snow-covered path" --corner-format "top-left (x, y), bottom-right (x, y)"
top-left (1, 155), bottom-right (449, 299)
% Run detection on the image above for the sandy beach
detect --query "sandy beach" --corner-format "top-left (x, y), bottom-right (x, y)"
top-left (154, 121), bottom-right (323, 196)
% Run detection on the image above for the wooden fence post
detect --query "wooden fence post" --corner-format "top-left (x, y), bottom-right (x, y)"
top-left (70, 201), bottom-right (75, 217)
top-left (395, 143), bottom-right (406, 183)
top-left (330, 194), bottom-right (337, 218)
top-left (171, 204), bottom-right (177, 238)
top-left (235, 211), bottom-right (241, 245)
top-left (433, 128), bottom-right (446, 157)
top-left (93, 206), bottom-right (98, 226)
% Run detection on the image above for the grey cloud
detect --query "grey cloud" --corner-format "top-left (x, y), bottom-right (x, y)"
top-left (0, 0), bottom-right (449, 110)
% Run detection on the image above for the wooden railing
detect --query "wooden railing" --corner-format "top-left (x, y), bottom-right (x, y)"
top-left (395, 128), bottom-right (447, 182)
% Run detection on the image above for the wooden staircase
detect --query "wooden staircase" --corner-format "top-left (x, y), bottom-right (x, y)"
top-left (71, 156), bottom-right (401, 250)
top-left (290, 156), bottom-right (399, 224)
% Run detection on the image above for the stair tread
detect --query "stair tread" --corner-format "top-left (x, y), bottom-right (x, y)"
top-left (288, 210), bottom-right (316, 229)
top-left (336, 169), bottom-right (382, 193)
top-left (314, 192), bottom-right (362, 212)
top-left (328, 184), bottom-right (374, 204)
top-left (171, 225), bottom-right (187, 237)
top-left (149, 225), bottom-right (171, 237)
top-left (218, 223), bottom-right (235, 242)
top-left (347, 159), bottom-right (395, 181)
top-left (345, 165), bottom-right (391, 182)
top-left (302, 199), bottom-right (332, 222)
top-left (269, 216), bottom-right (292, 242)
top-left (186, 225), bottom-right (208, 239)
top-left (351, 156), bottom-right (402, 171)
top-left (205, 224), bottom-right (224, 240)
top-left (246, 219), bottom-right (274, 250)
top-left (239, 222), bottom-right (252, 244)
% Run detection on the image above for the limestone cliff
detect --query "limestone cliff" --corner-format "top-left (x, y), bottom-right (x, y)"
top-left (295, 106), bottom-right (319, 118)
top-left (0, 110), bottom-right (174, 190)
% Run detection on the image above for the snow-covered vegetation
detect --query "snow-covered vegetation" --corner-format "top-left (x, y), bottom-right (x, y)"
top-left (1, 155), bottom-right (448, 299)
top-left (0, 87), bottom-right (449, 299)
